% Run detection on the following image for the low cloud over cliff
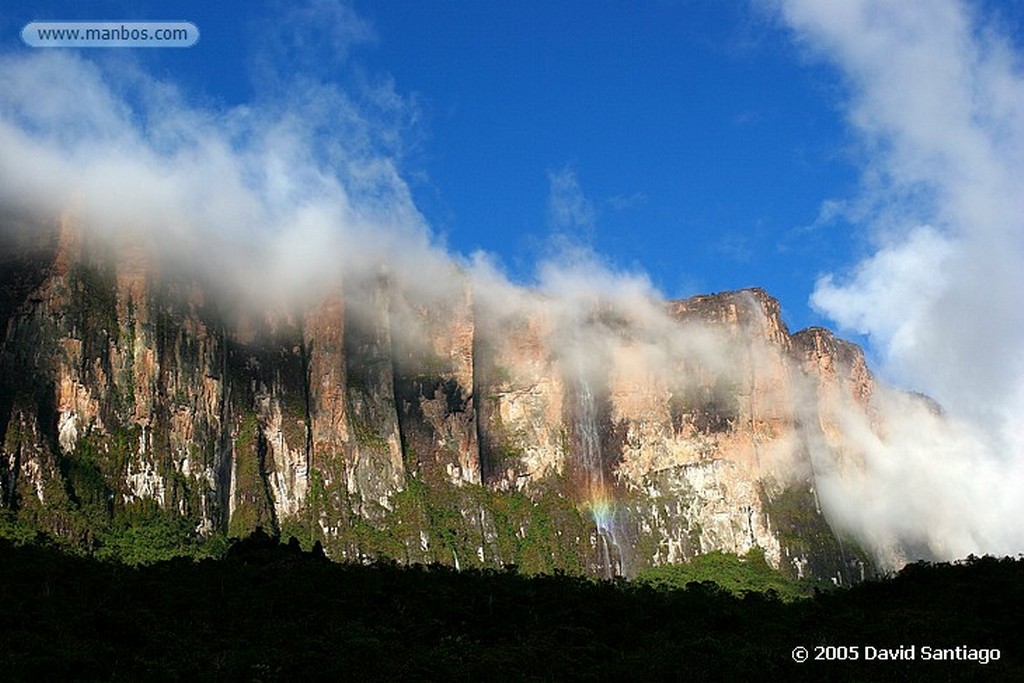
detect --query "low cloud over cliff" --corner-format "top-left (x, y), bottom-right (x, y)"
top-left (777, 0), bottom-right (1024, 560)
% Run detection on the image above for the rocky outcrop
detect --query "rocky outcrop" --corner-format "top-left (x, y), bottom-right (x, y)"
top-left (0, 220), bottom-right (891, 581)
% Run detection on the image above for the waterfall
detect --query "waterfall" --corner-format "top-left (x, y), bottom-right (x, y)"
top-left (575, 377), bottom-right (625, 578)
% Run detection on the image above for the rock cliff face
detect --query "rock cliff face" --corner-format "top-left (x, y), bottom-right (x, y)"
top-left (1, 220), bottom-right (888, 581)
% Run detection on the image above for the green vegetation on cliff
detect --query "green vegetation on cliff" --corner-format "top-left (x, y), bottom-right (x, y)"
top-left (762, 483), bottom-right (874, 584)
top-left (0, 423), bottom-right (228, 566)
top-left (282, 465), bottom-right (593, 575)
top-left (637, 548), bottom-right (822, 601)
top-left (227, 414), bottom-right (277, 539)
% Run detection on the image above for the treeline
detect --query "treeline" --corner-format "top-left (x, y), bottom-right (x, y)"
top-left (0, 532), bottom-right (1019, 681)
top-left (635, 547), bottom-right (829, 600)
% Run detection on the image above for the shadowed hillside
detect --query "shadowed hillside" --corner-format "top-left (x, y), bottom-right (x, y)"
top-left (0, 534), bottom-right (1019, 681)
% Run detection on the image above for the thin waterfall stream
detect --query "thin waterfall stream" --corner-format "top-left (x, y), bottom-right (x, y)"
top-left (575, 376), bottom-right (625, 578)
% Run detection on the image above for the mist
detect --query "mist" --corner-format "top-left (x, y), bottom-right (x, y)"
top-left (2, 1), bottom-right (1023, 569)
top-left (777, 0), bottom-right (1024, 561)
top-left (0, 49), bottom-right (456, 317)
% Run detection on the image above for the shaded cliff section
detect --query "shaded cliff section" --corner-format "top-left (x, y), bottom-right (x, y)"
top-left (1, 221), bottom-right (876, 580)
top-left (0, 221), bottom-right (594, 573)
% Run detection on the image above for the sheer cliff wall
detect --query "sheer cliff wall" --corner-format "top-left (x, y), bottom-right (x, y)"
top-left (1, 220), bottom-right (888, 581)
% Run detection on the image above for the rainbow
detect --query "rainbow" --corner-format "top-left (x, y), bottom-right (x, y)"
top-left (586, 485), bottom-right (617, 534)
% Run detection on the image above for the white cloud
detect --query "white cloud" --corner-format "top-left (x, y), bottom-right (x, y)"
top-left (779, 0), bottom-right (1024, 557)
top-left (547, 166), bottom-right (597, 231)
top-left (251, 0), bottom-right (376, 82)
top-left (810, 225), bottom-right (954, 367)
top-left (0, 48), bottom-right (439, 312)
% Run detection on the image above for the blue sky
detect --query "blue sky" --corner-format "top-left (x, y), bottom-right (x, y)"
top-left (2, 0), bottom-right (870, 334)
top-left (365, 2), bottom-right (861, 311)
